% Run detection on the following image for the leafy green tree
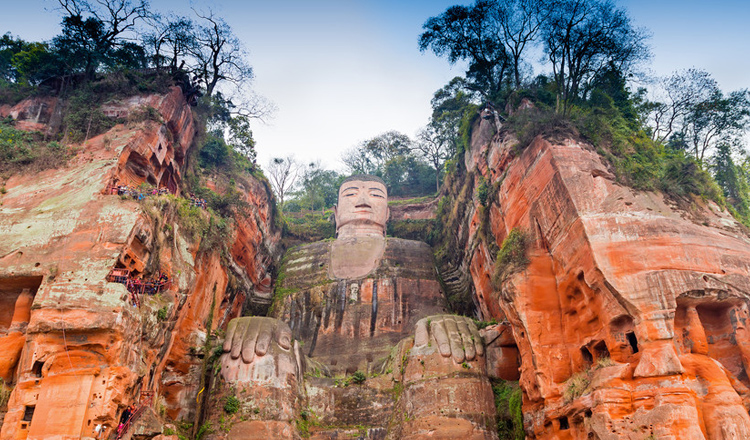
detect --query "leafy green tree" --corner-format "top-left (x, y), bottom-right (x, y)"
top-left (1, 36), bottom-right (61, 86)
top-left (684, 90), bottom-right (750, 162)
top-left (53, 15), bottom-right (110, 77)
top-left (227, 114), bottom-right (256, 163)
top-left (294, 162), bottom-right (342, 211)
top-left (342, 131), bottom-right (412, 175)
top-left (53, 0), bottom-right (151, 78)
top-left (419, 77), bottom-right (478, 189)
top-left (588, 63), bottom-right (641, 126)
top-left (0, 34), bottom-right (30, 83)
top-left (540, 0), bottom-right (650, 113)
top-left (198, 131), bottom-right (232, 169)
top-left (419, 1), bottom-right (512, 98)
top-left (342, 131), bottom-right (437, 197)
top-left (382, 155), bottom-right (436, 197)
top-left (712, 143), bottom-right (750, 221)
top-left (420, 0), bottom-right (552, 97)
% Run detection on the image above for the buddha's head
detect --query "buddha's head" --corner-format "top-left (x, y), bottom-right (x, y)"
top-left (334, 175), bottom-right (389, 237)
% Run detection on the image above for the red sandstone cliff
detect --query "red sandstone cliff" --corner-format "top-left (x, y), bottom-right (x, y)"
top-left (4, 82), bottom-right (750, 440)
top-left (0, 88), bottom-right (281, 439)
top-left (453, 115), bottom-right (750, 439)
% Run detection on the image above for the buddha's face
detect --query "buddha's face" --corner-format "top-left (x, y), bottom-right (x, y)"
top-left (334, 179), bottom-right (389, 235)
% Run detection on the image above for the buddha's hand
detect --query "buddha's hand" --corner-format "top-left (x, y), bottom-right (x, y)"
top-left (413, 314), bottom-right (484, 364)
top-left (220, 317), bottom-right (296, 383)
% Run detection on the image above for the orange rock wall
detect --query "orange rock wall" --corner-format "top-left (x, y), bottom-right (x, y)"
top-left (0, 89), bottom-right (280, 438)
top-left (457, 116), bottom-right (750, 439)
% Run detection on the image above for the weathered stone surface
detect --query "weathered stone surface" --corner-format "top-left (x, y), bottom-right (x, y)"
top-left (388, 197), bottom-right (438, 221)
top-left (273, 238), bottom-right (447, 375)
top-left (0, 89), bottom-right (280, 440)
top-left (0, 96), bottom-right (61, 134)
top-left (391, 315), bottom-right (497, 440)
top-left (227, 420), bottom-right (295, 440)
top-left (456, 115), bottom-right (750, 439)
top-left (216, 176), bottom-right (497, 440)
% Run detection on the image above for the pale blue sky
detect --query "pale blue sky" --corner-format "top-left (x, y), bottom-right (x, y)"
top-left (2, 0), bottom-right (749, 169)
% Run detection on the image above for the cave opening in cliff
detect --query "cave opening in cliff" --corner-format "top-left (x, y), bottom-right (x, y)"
top-left (593, 340), bottom-right (610, 360)
top-left (159, 169), bottom-right (175, 193)
top-left (22, 405), bottom-right (35, 422)
top-left (626, 332), bottom-right (639, 353)
top-left (581, 346), bottom-right (593, 366)
top-left (558, 416), bottom-right (569, 430)
top-left (149, 153), bottom-right (161, 170)
top-left (695, 300), bottom-right (747, 382)
top-left (695, 301), bottom-right (734, 336)
top-left (0, 276), bottom-right (42, 332)
top-left (31, 360), bottom-right (44, 378)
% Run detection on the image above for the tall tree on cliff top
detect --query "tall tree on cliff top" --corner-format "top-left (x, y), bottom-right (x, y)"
top-left (540, 0), bottom-right (649, 113)
top-left (713, 144), bottom-right (750, 219)
top-left (682, 89), bottom-right (750, 162)
top-left (143, 15), bottom-right (196, 72)
top-left (0, 35), bottom-right (62, 85)
top-left (419, 0), bottom-right (550, 96)
top-left (419, 1), bottom-right (511, 98)
top-left (54, 0), bottom-right (151, 78)
top-left (421, 0), bottom-right (649, 110)
top-left (647, 69), bottom-right (718, 144)
top-left (646, 69), bottom-right (750, 162)
top-left (189, 9), bottom-right (253, 98)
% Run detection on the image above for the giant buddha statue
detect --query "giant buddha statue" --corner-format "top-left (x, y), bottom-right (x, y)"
top-left (210, 175), bottom-right (502, 439)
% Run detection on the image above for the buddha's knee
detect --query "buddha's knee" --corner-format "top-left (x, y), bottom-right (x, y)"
top-left (395, 315), bottom-right (497, 438)
top-left (217, 317), bottom-right (302, 424)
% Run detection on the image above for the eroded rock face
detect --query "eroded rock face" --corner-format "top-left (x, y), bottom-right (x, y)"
top-left (458, 115), bottom-right (750, 439)
top-left (0, 89), bottom-right (280, 439)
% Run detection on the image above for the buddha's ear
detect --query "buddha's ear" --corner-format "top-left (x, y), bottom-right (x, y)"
top-left (333, 203), bottom-right (339, 225)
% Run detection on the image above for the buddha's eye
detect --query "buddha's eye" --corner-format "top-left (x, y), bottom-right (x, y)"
top-left (370, 193), bottom-right (384, 198)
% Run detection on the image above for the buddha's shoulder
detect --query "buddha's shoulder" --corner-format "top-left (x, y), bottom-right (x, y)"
top-left (383, 237), bottom-right (432, 255)
top-left (278, 240), bottom-right (331, 287)
top-left (377, 238), bottom-right (436, 279)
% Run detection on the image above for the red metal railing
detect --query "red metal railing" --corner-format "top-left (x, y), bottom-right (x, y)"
top-left (116, 391), bottom-right (154, 439)
top-left (107, 269), bottom-right (171, 307)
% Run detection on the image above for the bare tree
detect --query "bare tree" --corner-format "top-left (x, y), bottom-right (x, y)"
top-left (415, 124), bottom-right (455, 192)
top-left (266, 156), bottom-right (301, 208)
top-left (489, 0), bottom-right (550, 88)
top-left (189, 9), bottom-right (253, 97)
top-left (648, 69), bottom-right (719, 144)
top-left (684, 89), bottom-right (750, 162)
top-left (231, 92), bottom-right (277, 123)
top-left (143, 14), bottom-right (196, 71)
top-left (57, 0), bottom-right (151, 43)
top-left (54, 0), bottom-right (152, 77)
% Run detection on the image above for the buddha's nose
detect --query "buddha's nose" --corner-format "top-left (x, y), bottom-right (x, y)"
top-left (355, 192), bottom-right (371, 207)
